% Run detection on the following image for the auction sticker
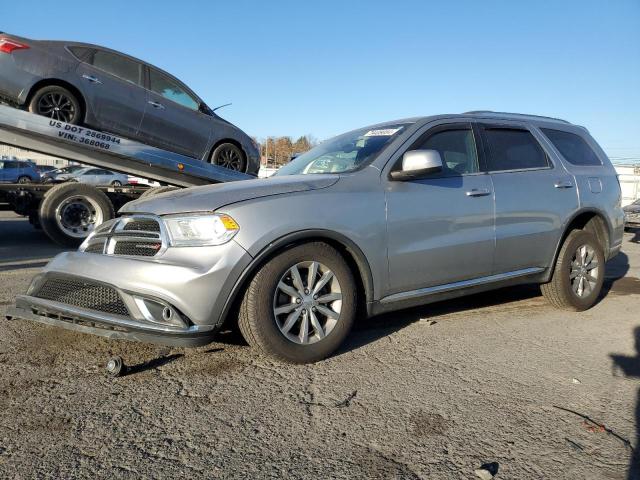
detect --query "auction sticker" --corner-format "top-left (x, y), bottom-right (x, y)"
top-left (364, 128), bottom-right (401, 137)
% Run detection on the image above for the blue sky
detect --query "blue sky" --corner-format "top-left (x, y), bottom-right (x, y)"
top-left (4, 0), bottom-right (640, 161)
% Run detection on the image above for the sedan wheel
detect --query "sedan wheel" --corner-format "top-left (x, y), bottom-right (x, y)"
top-left (29, 86), bottom-right (82, 124)
top-left (211, 143), bottom-right (246, 172)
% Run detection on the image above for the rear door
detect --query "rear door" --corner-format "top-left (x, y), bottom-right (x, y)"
top-left (477, 123), bottom-right (578, 273)
top-left (75, 49), bottom-right (146, 138)
top-left (137, 67), bottom-right (211, 159)
top-left (80, 168), bottom-right (101, 185)
top-left (385, 123), bottom-right (495, 294)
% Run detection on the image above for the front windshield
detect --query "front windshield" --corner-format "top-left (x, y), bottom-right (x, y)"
top-left (274, 124), bottom-right (410, 176)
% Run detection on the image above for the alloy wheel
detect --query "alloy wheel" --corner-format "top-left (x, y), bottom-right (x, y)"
top-left (215, 147), bottom-right (243, 171)
top-left (570, 244), bottom-right (599, 297)
top-left (36, 92), bottom-right (76, 123)
top-left (273, 261), bottom-right (343, 345)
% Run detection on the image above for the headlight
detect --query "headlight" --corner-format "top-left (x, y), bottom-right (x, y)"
top-left (163, 213), bottom-right (239, 247)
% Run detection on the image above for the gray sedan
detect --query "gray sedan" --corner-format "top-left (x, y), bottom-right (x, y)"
top-left (0, 33), bottom-right (260, 174)
top-left (57, 167), bottom-right (128, 186)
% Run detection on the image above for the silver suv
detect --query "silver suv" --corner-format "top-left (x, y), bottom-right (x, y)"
top-left (10, 112), bottom-right (625, 363)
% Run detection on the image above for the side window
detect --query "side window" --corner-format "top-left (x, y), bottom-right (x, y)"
top-left (67, 46), bottom-right (91, 61)
top-left (90, 50), bottom-right (142, 86)
top-left (540, 128), bottom-right (602, 166)
top-left (85, 169), bottom-right (100, 175)
top-left (148, 70), bottom-right (199, 111)
top-left (482, 127), bottom-right (549, 171)
top-left (412, 128), bottom-right (479, 175)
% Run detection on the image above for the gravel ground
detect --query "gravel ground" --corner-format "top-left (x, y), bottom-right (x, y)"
top-left (0, 210), bottom-right (639, 479)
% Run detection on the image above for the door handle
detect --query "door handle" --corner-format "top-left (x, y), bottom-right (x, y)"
top-left (148, 101), bottom-right (165, 110)
top-left (554, 180), bottom-right (574, 189)
top-left (82, 74), bottom-right (102, 84)
top-left (466, 188), bottom-right (491, 197)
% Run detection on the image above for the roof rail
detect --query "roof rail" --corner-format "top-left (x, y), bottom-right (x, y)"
top-left (463, 110), bottom-right (570, 124)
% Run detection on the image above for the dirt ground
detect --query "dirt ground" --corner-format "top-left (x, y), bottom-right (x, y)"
top-left (1, 210), bottom-right (639, 479)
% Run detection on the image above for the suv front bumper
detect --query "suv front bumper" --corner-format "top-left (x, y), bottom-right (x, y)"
top-left (7, 240), bottom-right (253, 347)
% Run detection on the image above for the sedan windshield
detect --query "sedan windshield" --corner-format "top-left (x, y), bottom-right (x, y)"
top-left (274, 124), bottom-right (410, 176)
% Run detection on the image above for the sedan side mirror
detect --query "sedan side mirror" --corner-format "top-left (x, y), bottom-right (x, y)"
top-left (390, 150), bottom-right (443, 181)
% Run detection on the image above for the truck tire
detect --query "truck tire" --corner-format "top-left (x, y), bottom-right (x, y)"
top-left (28, 85), bottom-right (82, 124)
top-left (139, 186), bottom-right (179, 198)
top-left (238, 242), bottom-right (357, 363)
top-left (541, 230), bottom-right (605, 311)
top-left (39, 183), bottom-right (114, 247)
top-left (17, 175), bottom-right (32, 184)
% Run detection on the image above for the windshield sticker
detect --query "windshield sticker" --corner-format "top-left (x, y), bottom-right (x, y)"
top-left (363, 128), bottom-right (402, 137)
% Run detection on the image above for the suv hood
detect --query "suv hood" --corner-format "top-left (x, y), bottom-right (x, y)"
top-left (121, 175), bottom-right (340, 215)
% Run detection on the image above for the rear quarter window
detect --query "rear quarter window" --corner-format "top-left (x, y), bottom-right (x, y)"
top-left (540, 128), bottom-right (602, 166)
top-left (67, 46), bottom-right (92, 61)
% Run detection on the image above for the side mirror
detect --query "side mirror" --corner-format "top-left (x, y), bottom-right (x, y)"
top-left (390, 150), bottom-right (443, 181)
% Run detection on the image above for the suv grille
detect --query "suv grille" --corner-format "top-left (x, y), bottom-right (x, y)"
top-left (34, 276), bottom-right (129, 317)
top-left (81, 215), bottom-right (166, 257)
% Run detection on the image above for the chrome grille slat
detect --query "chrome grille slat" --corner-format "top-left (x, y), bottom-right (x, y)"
top-left (81, 215), bottom-right (167, 257)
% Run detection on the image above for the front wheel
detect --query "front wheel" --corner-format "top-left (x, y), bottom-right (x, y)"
top-left (238, 242), bottom-right (357, 363)
top-left (211, 143), bottom-right (246, 172)
top-left (541, 230), bottom-right (605, 311)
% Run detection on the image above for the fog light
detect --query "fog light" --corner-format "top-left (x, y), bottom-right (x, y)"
top-left (133, 296), bottom-right (186, 327)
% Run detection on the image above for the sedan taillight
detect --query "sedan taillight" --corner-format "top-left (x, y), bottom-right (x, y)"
top-left (0, 38), bottom-right (30, 54)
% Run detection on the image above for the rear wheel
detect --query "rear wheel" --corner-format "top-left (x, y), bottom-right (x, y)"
top-left (211, 143), bottom-right (246, 172)
top-left (28, 85), bottom-right (81, 124)
top-left (541, 230), bottom-right (605, 311)
top-left (238, 242), bottom-right (357, 363)
top-left (111, 180), bottom-right (122, 187)
top-left (17, 175), bottom-right (31, 184)
top-left (39, 182), bottom-right (114, 246)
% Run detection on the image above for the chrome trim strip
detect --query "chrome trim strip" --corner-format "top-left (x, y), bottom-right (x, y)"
top-left (380, 267), bottom-right (545, 304)
top-left (15, 295), bottom-right (214, 334)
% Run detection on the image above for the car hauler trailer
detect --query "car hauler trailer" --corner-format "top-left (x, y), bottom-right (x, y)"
top-left (0, 105), bottom-right (252, 246)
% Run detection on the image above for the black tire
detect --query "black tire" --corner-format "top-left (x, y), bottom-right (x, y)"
top-left (39, 182), bottom-right (114, 247)
top-left (28, 85), bottom-right (82, 124)
top-left (211, 143), bottom-right (246, 172)
top-left (541, 230), bottom-right (605, 311)
top-left (17, 176), bottom-right (31, 184)
top-left (238, 242), bottom-right (357, 363)
top-left (111, 180), bottom-right (122, 187)
top-left (139, 186), bottom-right (179, 199)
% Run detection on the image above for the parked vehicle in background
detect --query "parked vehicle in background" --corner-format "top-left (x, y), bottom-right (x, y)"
top-left (9, 111), bottom-right (624, 364)
top-left (0, 33), bottom-right (260, 174)
top-left (37, 165), bottom-right (56, 174)
top-left (56, 166), bottom-right (128, 186)
top-left (0, 158), bottom-right (41, 183)
top-left (41, 164), bottom-right (84, 183)
top-left (624, 199), bottom-right (640, 229)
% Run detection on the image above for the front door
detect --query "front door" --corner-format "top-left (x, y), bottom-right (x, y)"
top-left (75, 49), bottom-right (147, 138)
top-left (385, 123), bottom-right (495, 295)
top-left (137, 67), bottom-right (211, 159)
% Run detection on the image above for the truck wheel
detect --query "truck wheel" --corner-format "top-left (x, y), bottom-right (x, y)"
top-left (541, 230), bottom-right (605, 311)
top-left (238, 242), bottom-right (357, 363)
top-left (28, 85), bottom-right (82, 124)
top-left (139, 186), bottom-right (179, 198)
top-left (211, 143), bottom-right (246, 172)
top-left (17, 175), bottom-right (31, 184)
top-left (39, 183), bottom-right (114, 247)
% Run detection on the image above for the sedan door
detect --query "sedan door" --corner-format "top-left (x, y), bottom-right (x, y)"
top-left (385, 123), bottom-right (495, 295)
top-left (477, 123), bottom-right (579, 273)
top-left (78, 168), bottom-right (101, 185)
top-left (137, 67), bottom-right (211, 159)
top-left (75, 49), bottom-right (147, 138)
